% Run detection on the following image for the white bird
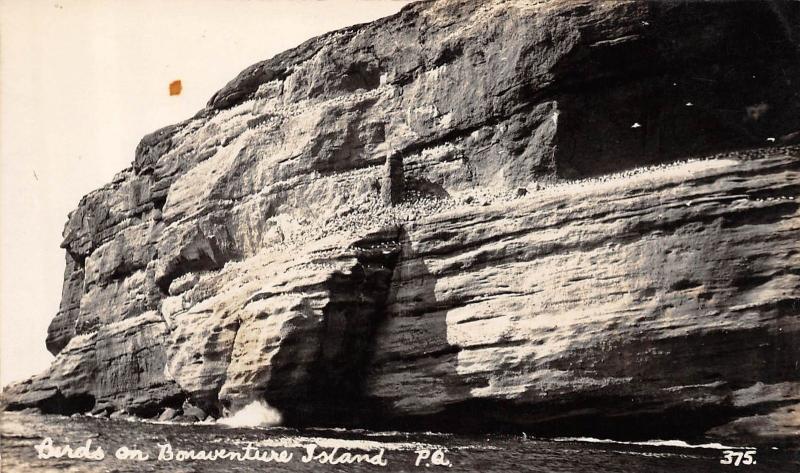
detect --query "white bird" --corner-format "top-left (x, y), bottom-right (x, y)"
top-left (631, 122), bottom-right (642, 128)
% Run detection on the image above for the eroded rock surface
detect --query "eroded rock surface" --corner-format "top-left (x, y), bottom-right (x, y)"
top-left (3, 0), bottom-right (799, 443)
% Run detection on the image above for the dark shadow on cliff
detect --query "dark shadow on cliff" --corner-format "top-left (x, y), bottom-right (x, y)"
top-left (262, 226), bottom-right (404, 426)
top-left (261, 226), bottom-right (473, 430)
top-left (361, 227), bottom-right (473, 431)
top-left (551, 1), bottom-right (800, 179)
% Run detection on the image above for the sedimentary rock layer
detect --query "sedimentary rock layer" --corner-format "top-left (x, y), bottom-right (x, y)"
top-left (3, 0), bottom-right (799, 443)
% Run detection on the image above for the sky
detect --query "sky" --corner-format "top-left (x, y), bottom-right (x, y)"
top-left (0, 0), bottom-right (411, 387)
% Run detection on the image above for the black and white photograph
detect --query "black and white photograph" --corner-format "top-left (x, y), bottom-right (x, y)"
top-left (1, 0), bottom-right (798, 471)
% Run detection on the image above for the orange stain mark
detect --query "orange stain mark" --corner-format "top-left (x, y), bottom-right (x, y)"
top-left (169, 80), bottom-right (182, 96)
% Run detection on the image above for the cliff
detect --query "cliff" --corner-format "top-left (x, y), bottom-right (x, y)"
top-left (3, 0), bottom-right (800, 444)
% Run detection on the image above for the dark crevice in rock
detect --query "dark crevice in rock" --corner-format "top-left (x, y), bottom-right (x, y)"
top-left (65, 248), bottom-right (87, 267)
top-left (335, 60), bottom-right (383, 94)
top-left (720, 202), bottom-right (798, 228)
top-left (5, 391), bottom-right (96, 416)
top-left (152, 195), bottom-right (167, 212)
top-left (128, 392), bottom-right (187, 419)
top-left (732, 274), bottom-right (775, 292)
top-left (377, 344), bottom-right (462, 366)
top-left (155, 229), bottom-right (238, 294)
top-left (670, 279), bottom-right (702, 291)
top-left (432, 43), bottom-right (463, 68)
top-left (390, 65), bottom-right (422, 88)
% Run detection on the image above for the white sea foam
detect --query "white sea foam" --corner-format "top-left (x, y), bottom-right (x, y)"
top-left (227, 436), bottom-right (458, 452)
top-left (218, 401), bottom-right (283, 428)
top-left (216, 435), bottom-right (498, 452)
top-left (609, 450), bottom-right (697, 459)
top-left (552, 437), bottom-right (754, 450)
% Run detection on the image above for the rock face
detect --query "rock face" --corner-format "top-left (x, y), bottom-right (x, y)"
top-left (3, 0), bottom-right (800, 443)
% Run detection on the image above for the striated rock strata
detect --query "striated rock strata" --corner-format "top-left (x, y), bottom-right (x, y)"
top-left (3, 0), bottom-right (800, 443)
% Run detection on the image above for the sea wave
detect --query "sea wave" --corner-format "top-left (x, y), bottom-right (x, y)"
top-left (552, 437), bottom-right (754, 450)
top-left (217, 400), bottom-right (283, 428)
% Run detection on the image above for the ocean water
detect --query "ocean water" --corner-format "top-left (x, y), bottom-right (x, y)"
top-left (1, 411), bottom-right (797, 472)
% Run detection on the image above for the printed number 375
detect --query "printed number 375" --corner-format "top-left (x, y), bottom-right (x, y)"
top-left (720, 450), bottom-right (756, 466)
